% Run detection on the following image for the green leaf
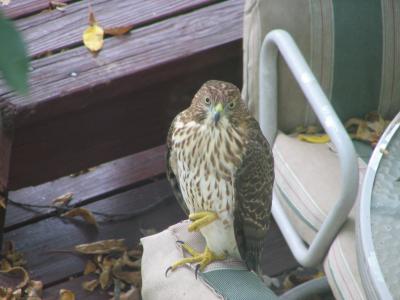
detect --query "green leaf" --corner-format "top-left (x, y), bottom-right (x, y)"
top-left (0, 11), bottom-right (29, 94)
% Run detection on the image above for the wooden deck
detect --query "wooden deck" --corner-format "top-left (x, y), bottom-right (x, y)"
top-left (0, 0), bottom-right (298, 297)
top-left (5, 146), bottom-right (297, 298)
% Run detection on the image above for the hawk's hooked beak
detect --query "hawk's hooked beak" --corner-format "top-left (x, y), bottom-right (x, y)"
top-left (213, 103), bottom-right (223, 124)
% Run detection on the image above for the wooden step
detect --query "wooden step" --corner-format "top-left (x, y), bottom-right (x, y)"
top-left (0, 0), bottom-right (244, 189)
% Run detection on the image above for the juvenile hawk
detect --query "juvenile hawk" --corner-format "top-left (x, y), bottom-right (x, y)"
top-left (166, 80), bottom-right (274, 274)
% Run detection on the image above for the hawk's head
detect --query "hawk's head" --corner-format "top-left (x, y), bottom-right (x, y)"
top-left (189, 80), bottom-right (248, 126)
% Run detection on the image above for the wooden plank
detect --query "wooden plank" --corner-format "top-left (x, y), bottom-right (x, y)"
top-left (9, 56), bottom-right (241, 189)
top-left (6, 145), bottom-right (166, 230)
top-left (0, 0), bottom-right (243, 125)
top-left (2, 0), bottom-right (72, 19)
top-left (5, 180), bottom-right (184, 286)
top-left (15, 0), bottom-right (218, 58)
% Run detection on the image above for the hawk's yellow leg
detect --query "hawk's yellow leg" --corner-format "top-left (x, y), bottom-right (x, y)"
top-left (188, 211), bottom-right (218, 232)
top-left (166, 243), bottom-right (225, 276)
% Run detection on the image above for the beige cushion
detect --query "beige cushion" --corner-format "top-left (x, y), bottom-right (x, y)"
top-left (141, 221), bottom-right (223, 300)
top-left (141, 221), bottom-right (278, 300)
top-left (273, 132), bottom-right (367, 299)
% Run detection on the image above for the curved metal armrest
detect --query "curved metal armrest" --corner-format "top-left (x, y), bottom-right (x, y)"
top-left (259, 30), bottom-right (359, 267)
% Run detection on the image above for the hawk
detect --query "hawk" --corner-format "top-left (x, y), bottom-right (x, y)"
top-left (166, 80), bottom-right (274, 275)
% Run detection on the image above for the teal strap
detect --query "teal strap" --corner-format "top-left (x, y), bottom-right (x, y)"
top-left (201, 269), bottom-right (278, 300)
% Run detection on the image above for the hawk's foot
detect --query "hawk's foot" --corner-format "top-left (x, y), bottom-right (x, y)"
top-left (188, 211), bottom-right (218, 232)
top-left (165, 242), bottom-right (225, 277)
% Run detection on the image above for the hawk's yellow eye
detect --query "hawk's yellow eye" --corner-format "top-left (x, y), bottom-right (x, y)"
top-left (228, 102), bottom-right (235, 109)
top-left (205, 97), bottom-right (211, 105)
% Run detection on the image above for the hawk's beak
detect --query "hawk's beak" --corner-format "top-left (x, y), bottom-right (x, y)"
top-left (213, 103), bottom-right (223, 124)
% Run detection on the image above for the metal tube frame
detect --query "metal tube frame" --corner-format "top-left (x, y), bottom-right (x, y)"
top-left (259, 30), bottom-right (359, 267)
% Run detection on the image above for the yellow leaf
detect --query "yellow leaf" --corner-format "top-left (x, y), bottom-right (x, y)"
top-left (83, 260), bottom-right (97, 275)
top-left (75, 239), bottom-right (126, 254)
top-left (104, 25), bottom-right (134, 36)
top-left (83, 24), bottom-right (104, 52)
top-left (52, 192), bottom-right (73, 207)
top-left (59, 289), bottom-right (75, 300)
top-left (61, 208), bottom-right (97, 226)
top-left (297, 134), bottom-right (330, 144)
top-left (82, 279), bottom-right (99, 292)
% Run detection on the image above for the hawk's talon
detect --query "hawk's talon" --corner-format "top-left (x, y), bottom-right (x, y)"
top-left (188, 211), bottom-right (218, 232)
top-left (165, 266), bottom-right (173, 277)
top-left (166, 244), bottom-right (225, 277)
top-left (195, 264), bottom-right (201, 279)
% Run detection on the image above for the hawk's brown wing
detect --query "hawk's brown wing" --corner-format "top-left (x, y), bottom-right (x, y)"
top-left (233, 118), bottom-right (274, 274)
top-left (166, 115), bottom-right (189, 215)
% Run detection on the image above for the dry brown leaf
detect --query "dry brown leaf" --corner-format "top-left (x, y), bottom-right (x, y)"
top-left (59, 289), bottom-right (75, 300)
top-left (82, 279), bottom-right (99, 292)
top-left (62, 208), bottom-right (97, 226)
top-left (26, 280), bottom-right (43, 299)
top-left (121, 252), bottom-right (139, 269)
top-left (83, 260), bottom-right (97, 275)
top-left (112, 268), bottom-right (141, 287)
top-left (0, 259), bottom-right (11, 271)
top-left (0, 287), bottom-right (13, 298)
top-left (52, 192), bottom-right (73, 207)
top-left (104, 25), bottom-right (134, 36)
top-left (99, 267), bottom-right (112, 290)
top-left (0, 266), bottom-right (30, 289)
top-left (12, 288), bottom-right (22, 299)
top-left (75, 239), bottom-right (127, 254)
top-left (110, 286), bottom-right (140, 300)
top-left (83, 9), bottom-right (104, 52)
top-left (0, 197), bottom-right (6, 209)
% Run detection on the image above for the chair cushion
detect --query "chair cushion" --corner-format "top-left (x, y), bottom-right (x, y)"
top-left (141, 220), bottom-right (278, 300)
top-left (243, 0), bottom-right (400, 132)
top-left (273, 133), bottom-right (341, 243)
top-left (273, 132), bottom-right (368, 299)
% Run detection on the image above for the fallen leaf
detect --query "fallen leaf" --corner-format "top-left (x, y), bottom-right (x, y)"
top-left (26, 280), bottom-right (43, 299)
top-left (52, 192), bottom-right (73, 207)
top-left (112, 269), bottom-right (141, 287)
top-left (0, 266), bottom-right (30, 289)
top-left (297, 134), bottom-right (330, 144)
top-left (83, 260), bottom-right (97, 275)
top-left (0, 197), bottom-right (6, 209)
top-left (104, 25), bottom-right (133, 36)
top-left (59, 289), bottom-right (75, 300)
top-left (82, 279), bottom-right (99, 292)
top-left (99, 267), bottom-right (112, 290)
top-left (12, 288), bottom-right (22, 299)
top-left (0, 259), bottom-right (11, 271)
top-left (99, 256), bottom-right (115, 290)
top-left (110, 286), bottom-right (140, 300)
top-left (121, 251), bottom-right (140, 269)
top-left (0, 0), bottom-right (10, 6)
top-left (62, 208), bottom-right (97, 226)
top-left (75, 239), bottom-right (127, 254)
top-left (83, 9), bottom-right (104, 52)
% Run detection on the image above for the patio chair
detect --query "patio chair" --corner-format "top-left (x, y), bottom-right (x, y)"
top-left (243, 0), bottom-right (400, 299)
